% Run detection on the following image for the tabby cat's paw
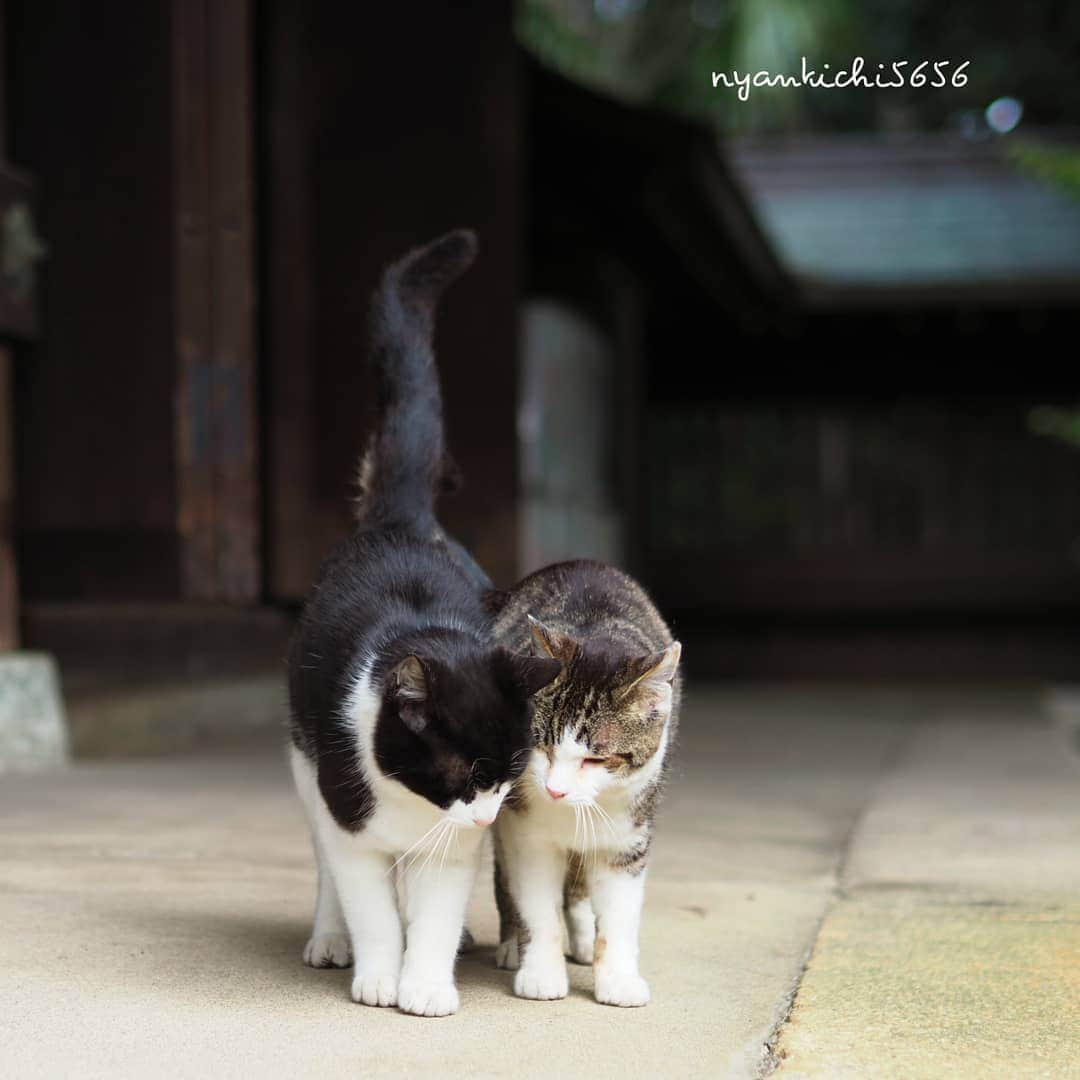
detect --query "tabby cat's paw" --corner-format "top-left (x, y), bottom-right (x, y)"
top-left (567, 936), bottom-right (594, 965)
top-left (397, 979), bottom-right (459, 1017)
top-left (303, 932), bottom-right (352, 969)
top-left (350, 971), bottom-right (398, 1008)
top-left (514, 963), bottom-right (568, 1001)
top-left (595, 970), bottom-right (650, 1007)
top-left (566, 904), bottom-right (596, 965)
top-left (494, 938), bottom-right (520, 970)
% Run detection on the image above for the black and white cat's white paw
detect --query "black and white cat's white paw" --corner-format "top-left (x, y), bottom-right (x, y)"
top-left (397, 979), bottom-right (460, 1017)
top-left (351, 971), bottom-right (399, 1008)
top-left (594, 970), bottom-right (650, 1007)
top-left (303, 932), bottom-right (352, 969)
top-left (514, 963), bottom-right (568, 1001)
top-left (494, 938), bottom-right (520, 970)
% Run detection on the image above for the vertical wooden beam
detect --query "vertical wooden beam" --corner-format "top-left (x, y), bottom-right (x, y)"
top-left (0, 346), bottom-right (17, 649)
top-left (208, 0), bottom-right (259, 599)
top-left (0, 0), bottom-right (18, 647)
top-left (172, 0), bottom-right (259, 600)
top-left (264, 2), bottom-right (320, 600)
top-left (172, 0), bottom-right (217, 599)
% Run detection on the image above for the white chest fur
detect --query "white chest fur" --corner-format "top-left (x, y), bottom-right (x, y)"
top-left (504, 719), bottom-right (671, 856)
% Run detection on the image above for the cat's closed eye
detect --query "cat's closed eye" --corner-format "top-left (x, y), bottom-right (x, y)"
top-left (583, 754), bottom-right (631, 768)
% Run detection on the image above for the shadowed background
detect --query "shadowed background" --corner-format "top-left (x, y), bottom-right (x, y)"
top-left (1, 0), bottom-right (1078, 713)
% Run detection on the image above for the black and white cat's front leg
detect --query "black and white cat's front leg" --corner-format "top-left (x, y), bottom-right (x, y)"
top-left (396, 838), bottom-right (481, 1017)
top-left (290, 747), bottom-right (403, 1006)
top-left (589, 858), bottom-right (650, 1007)
top-left (302, 831), bottom-right (352, 968)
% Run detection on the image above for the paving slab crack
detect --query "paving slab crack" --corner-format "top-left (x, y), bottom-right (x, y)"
top-left (746, 718), bottom-right (919, 1079)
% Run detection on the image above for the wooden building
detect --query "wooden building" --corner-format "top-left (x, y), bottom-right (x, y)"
top-left (2, 1), bottom-right (1078, 700)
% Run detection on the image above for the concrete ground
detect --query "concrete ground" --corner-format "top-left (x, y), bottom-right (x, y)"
top-left (1, 687), bottom-right (1077, 1078)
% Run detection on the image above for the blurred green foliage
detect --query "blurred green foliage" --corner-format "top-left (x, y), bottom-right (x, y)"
top-left (1007, 142), bottom-right (1080, 201)
top-left (517, 0), bottom-right (1080, 132)
top-left (1029, 406), bottom-right (1080, 450)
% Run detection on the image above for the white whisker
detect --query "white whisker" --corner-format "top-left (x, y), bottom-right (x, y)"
top-left (407, 820), bottom-right (447, 878)
top-left (437, 822), bottom-right (459, 877)
top-left (591, 801), bottom-right (619, 844)
top-left (413, 820), bottom-right (450, 879)
top-left (387, 816), bottom-right (446, 877)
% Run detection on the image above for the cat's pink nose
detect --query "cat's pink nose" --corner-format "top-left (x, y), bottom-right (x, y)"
top-left (473, 815), bottom-right (495, 827)
top-left (545, 784), bottom-right (566, 800)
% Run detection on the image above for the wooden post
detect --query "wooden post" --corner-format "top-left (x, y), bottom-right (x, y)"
top-left (0, 0), bottom-right (26, 645)
top-left (172, 0), bottom-right (259, 601)
top-left (0, 345), bottom-right (16, 649)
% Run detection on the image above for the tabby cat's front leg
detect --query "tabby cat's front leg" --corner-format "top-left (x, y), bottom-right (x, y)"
top-left (499, 829), bottom-right (569, 1000)
top-left (494, 839), bottom-right (524, 970)
top-left (564, 853), bottom-right (596, 965)
top-left (590, 862), bottom-right (650, 1007)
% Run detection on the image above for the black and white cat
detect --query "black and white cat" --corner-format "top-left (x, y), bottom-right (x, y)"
top-left (288, 231), bottom-right (560, 1018)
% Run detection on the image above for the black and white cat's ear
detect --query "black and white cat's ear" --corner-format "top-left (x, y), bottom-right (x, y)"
top-left (621, 641), bottom-right (682, 699)
top-left (526, 615), bottom-right (579, 664)
top-left (394, 655), bottom-right (428, 701)
top-left (513, 654), bottom-right (563, 697)
top-left (393, 655), bottom-right (429, 733)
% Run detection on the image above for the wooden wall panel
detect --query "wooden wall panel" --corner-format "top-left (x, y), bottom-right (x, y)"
top-left (262, 1), bottom-right (523, 597)
top-left (10, 0), bottom-right (179, 600)
top-left (9, 1), bottom-right (258, 602)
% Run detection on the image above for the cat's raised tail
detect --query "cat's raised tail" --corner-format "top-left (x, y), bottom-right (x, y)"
top-left (356, 229), bottom-right (478, 529)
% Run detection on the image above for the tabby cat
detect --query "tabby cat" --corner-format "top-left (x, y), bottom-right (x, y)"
top-left (288, 231), bottom-right (560, 1018)
top-left (490, 560), bottom-right (682, 1007)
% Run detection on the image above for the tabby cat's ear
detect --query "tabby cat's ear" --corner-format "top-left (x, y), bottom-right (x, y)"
top-left (620, 641), bottom-right (682, 699)
top-left (513, 655), bottom-right (562, 697)
top-left (527, 615), bottom-right (580, 664)
top-left (393, 656), bottom-right (429, 733)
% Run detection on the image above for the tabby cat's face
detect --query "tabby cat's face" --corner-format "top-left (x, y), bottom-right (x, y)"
top-left (523, 617), bottom-right (681, 806)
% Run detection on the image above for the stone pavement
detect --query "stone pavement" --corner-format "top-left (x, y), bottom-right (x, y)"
top-left (1, 687), bottom-right (1076, 1078)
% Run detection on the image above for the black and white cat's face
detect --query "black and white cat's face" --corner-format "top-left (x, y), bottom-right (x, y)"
top-left (373, 649), bottom-right (560, 823)
top-left (524, 617), bottom-right (681, 806)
